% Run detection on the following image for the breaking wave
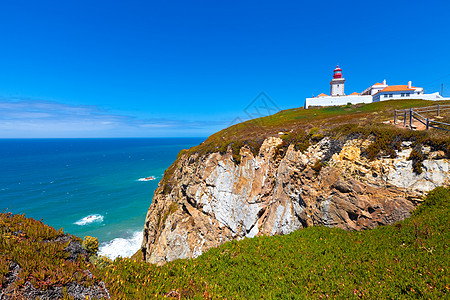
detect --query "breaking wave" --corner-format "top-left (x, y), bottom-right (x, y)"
top-left (98, 231), bottom-right (143, 260)
top-left (137, 176), bottom-right (156, 182)
top-left (74, 214), bottom-right (104, 226)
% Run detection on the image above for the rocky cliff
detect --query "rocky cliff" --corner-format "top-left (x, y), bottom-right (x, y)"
top-left (141, 134), bottom-right (450, 265)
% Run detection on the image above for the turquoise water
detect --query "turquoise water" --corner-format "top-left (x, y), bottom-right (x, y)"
top-left (0, 138), bottom-right (204, 258)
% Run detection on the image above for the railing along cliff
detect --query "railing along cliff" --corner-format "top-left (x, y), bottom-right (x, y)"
top-left (394, 104), bottom-right (450, 131)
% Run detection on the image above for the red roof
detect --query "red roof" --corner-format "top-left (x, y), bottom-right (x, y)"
top-left (379, 85), bottom-right (416, 92)
top-left (349, 92), bottom-right (359, 95)
top-left (317, 93), bottom-right (328, 97)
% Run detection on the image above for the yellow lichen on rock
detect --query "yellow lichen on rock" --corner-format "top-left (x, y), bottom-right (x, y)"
top-left (259, 137), bottom-right (283, 156)
top-left (333, 146), bottom-right (361, 162)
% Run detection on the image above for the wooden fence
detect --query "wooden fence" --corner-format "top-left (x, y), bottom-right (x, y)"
top-left (394, 104), bottom-right (450, 131)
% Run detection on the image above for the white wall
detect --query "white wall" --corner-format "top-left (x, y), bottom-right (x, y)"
top-left (413, 92), bottom-right (448, 101)
top-left (378, 91), bottom-right (444, 102)
top-left (370, 86), bottom-right (386, 95)
top-left (305, 95), bottom-right (372, 108)
top-left (378, 91), bottom-right (413, 101)
top-left (305, 92), bottom-right (449, 109)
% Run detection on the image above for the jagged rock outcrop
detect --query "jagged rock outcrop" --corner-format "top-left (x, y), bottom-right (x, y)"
top-left (142, 137), bottom-right (450, 265)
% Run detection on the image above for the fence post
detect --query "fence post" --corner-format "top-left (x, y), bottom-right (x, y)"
top-left (404, 110), bottom-right (407, 127)
top-left (426, 118), bottom-right (429, 130)
top-left (394, 110), bottom-right (397, 124)
top-left (409, 108), bottom-right (413, 129)
top-left (437, 104), bottom-right (440, 117)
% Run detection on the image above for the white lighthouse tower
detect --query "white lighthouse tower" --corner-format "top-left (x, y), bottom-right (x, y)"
top-left (330, 65), bottom-right (345, 96)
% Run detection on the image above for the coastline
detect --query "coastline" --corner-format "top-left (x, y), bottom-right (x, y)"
top-left (0, 138), bottom-right (205, 260)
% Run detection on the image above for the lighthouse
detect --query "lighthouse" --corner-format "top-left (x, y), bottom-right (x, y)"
top-left (330, 65), bottom-right (345, 96)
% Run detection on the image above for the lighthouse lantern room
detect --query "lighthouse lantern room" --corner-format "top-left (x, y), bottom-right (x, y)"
top-left (330, 65), bottom-right (345, 96)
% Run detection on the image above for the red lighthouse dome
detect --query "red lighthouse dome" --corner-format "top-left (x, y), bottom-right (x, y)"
top-left (333, 65), bottom-right (342, 79)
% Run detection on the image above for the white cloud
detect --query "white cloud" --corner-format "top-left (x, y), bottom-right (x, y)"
top-left (0, 98), bottom-right (227, 138)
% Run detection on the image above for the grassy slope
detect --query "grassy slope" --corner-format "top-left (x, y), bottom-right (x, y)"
top-left (101, 187), bottom-right (450, 299)
top-left (188, 99), bottom-right (449, 156)
top-left (0, 214), bottom-right (101, 297)
top-left (1, 187), bottom-right (448, 299)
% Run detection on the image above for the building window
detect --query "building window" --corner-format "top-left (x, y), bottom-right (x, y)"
top-left (389, 94), bottom-right (393, 98)
top-left (406, 93), bottom-right (410, 97)
top-left (384, 94), bottom-right (388, 98)
top-left (401, 93), bottom-right (404, 97)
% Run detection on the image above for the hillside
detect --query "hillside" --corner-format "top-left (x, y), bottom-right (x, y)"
top-left (160, 99), bottom-right (450, 194)
top-left (2, 187), bottom-right (448, 299)
top-left (103, 186), bottom-right (449, 299)
top-left (142, 99), bottom-right (450, 265)
top-left (181, 99), bottom-right (450, 161)
top-left (2, 99), bottom-right (449, 299)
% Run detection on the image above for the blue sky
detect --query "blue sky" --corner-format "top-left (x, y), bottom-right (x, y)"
top-left (1, 0), bottom-right (450, 137)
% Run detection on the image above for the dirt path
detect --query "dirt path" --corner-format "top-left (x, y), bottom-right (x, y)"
top-left (390, 118), bottom-right (426, 130)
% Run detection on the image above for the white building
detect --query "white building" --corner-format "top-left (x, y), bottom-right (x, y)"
top-left (361, 80), bottom-right (388, 95)
top-left (371, 82), bottom-right (443, 102)
top-left (304, 66), bottom-right (448, 109)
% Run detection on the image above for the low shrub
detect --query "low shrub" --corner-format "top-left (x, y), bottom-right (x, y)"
top-left (82, 236), bottom-right (99, 256)
top-left (90, 255), bottom-right (113, 269)
top-left (408, 149), bottom-right (424, 174)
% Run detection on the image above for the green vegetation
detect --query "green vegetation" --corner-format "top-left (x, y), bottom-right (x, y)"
top-left (82, 236), bottom-right (113, 270)
top-left (309, 126), bottom-right (324, 142)
top-left (273, 131), bottom-right (311, 161)
top-left (1, 187), bottom-right (448, 299)
top-left (188, 99), bottom-right (445, 160)
top-left (332, 122), bottom-right (450, 162)
top-left (408, 149), bottom-right (425, 174)
top-left (192, 99), bottom-right (449, 161)
top-left (82, 235), bottom-right (99, 255)
top-left (90, 255), bottom-right (113, 270)
top-left (0, 213), bottom-right (100, 293)
top-left (98, 187), bottom-right (449, 299)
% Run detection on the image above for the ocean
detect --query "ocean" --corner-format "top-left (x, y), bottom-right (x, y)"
top-left (0, 138), bottom-right (204, 259)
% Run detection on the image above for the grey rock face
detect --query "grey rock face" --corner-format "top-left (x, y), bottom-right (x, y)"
top-left (142, 137), bottom-right (450, 265)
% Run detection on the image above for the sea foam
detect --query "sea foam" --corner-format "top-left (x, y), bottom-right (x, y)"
top-left (98, 231), bottom-right (143, 260)
top-left (137, 176), bottom-right (156, 182)
top-left (74, 214), bottom-right (104, 226)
